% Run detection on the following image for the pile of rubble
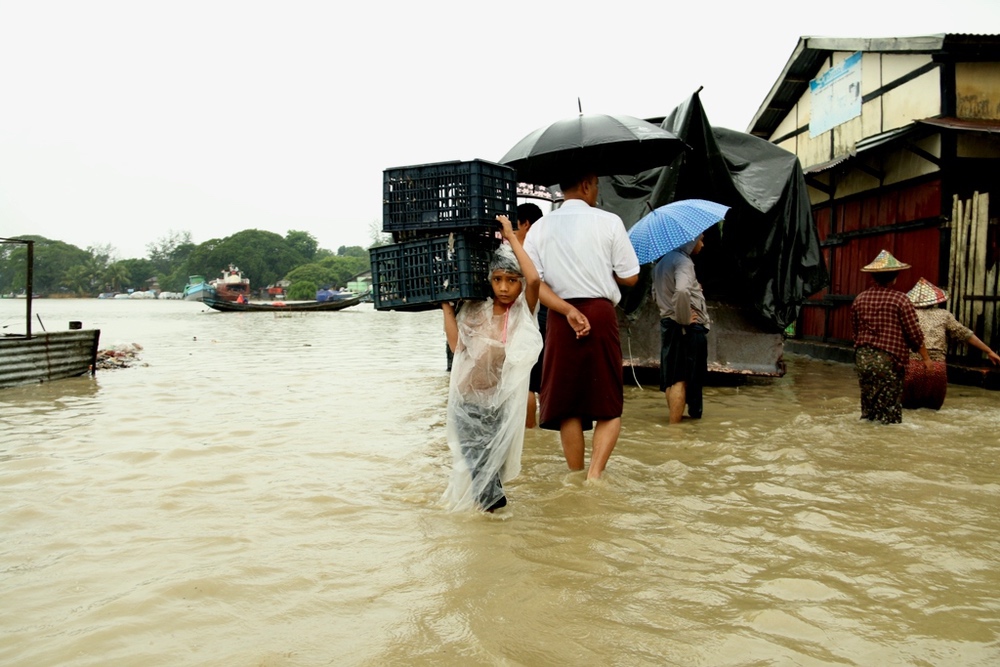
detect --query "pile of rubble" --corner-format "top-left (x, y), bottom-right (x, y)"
top-left (96, 343), bottom-right (145, 370)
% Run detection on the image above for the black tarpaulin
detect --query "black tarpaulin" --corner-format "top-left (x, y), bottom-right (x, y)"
top-left (599, 91), bottom-right (829, 331)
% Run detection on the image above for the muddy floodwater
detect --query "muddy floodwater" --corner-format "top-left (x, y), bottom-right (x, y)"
top-left (2, 299), bottom-right (998, 666)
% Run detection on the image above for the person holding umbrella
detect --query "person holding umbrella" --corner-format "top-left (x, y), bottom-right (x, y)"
top-left (502, 111), bottom-right (682, 477)
top-left (653, 234), bottom-right (710, 423)
top-left (523, 171), bottom-right (640, 481)
top-left (629, 199), bottom-right (729, 424)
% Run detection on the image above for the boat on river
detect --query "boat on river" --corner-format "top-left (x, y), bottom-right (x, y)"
top-left (0, 237), bottom-right (100, 389)
top-left (316, 287), bottom-right (360, 303)
top-left (211, 265), bottom-right (251, 302)
top-left (202, 293), bottom-right (365, 312)
top-left (183, 275), bottom-right (214, 302)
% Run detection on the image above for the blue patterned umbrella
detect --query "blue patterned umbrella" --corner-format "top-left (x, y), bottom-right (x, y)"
top-left (628, 199), bottom-right (730, 265)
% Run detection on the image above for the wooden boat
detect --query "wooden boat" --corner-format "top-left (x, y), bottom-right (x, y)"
top-left (202, 293), bottom-right (365, 312)
top-left (0, 237), bottom-right (100, 389)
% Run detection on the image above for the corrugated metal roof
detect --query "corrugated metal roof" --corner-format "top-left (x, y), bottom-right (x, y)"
top-left (854, 124), bottom-right (918, 151)
top-left (803, 154), bottom-right (850, 175)
top-left (802, 116), bottom-right (1000, 175)
top-left (748, 34), bottom-right (1000, 139)
top-left (918, 116), bottom-right (1000, 133)
top-left (803, 125), bottom-right (916, 174)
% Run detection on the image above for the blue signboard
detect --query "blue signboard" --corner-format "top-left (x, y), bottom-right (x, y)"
top-left (809, 51), bottom-right (862, 137)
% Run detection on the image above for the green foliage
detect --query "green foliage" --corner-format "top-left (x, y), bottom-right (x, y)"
top-left (286, 230), bottom-right (318, 261)
top-left (146, 230), bottom-right (193, 265)
top-left (287, 280), bottom-right (317, 300)
top-left (117, 258), bottom-right (156, 290)
top-left (337, 245), bottom-right (368, 258)
top-left (1, 227), bottom-right (365, 297)
top-left (146, 230), bottom-right (196, 291)
top-left (284, 263), bottom-right (329, 287)
top-left (179, 229), bottom-right (307, 291)
top-left (285, 256), bottom-right (368, 290)
top-left (104, 261), bottom-right (132, 292)
top-left (0, 236), bottom-right (93, 295)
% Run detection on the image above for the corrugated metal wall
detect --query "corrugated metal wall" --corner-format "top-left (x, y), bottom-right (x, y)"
top-left (0, 330), bottom-right (100, 389)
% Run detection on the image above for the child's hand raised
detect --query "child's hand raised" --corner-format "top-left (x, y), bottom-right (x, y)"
top-left (496, 215), bottom-right (515, 240)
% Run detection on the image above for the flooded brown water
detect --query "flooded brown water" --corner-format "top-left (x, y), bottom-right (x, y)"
top-left (1, 299), bottom-right (999, 666)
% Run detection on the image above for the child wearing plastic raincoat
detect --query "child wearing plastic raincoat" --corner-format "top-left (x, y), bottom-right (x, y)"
top-left (441, 216), bottom-right (543, 512)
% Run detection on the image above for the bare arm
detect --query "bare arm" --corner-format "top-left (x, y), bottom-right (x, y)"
top-left (615, 272), bottom-right (638, 287)
top-left (966, 333), bottom-right (1000, 366)
top-left (918, 343), bottom-right (933, 371)
top-left (441, 302), bottom-right (458, 352)
top-left (538, 282), bottom-right (590, 338)
top-left (497, 215), bottom-right (540, 312)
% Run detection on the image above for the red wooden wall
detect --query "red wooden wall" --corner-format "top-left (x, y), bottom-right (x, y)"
top-left (800, 179), bottom-right (943, 343)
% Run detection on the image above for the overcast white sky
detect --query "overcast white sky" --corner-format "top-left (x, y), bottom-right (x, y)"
top-left (2, 0), bottom-right (998, 260)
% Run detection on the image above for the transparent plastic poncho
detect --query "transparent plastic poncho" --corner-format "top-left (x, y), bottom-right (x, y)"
top-left (442, 291), bottom-right (543, 512)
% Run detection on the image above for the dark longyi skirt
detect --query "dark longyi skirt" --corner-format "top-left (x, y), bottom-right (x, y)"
top-left (528, 306), bottom-right (547, 394)
top-left (539, 299), bottom-right (622, 432)
top-left (855, 346), bottom-right (905, 424)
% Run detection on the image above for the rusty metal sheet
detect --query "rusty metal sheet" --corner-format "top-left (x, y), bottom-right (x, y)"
top-left (0, 329), bottom-right (100, 389)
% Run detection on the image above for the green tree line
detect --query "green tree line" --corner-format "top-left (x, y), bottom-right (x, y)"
top-left (0, 228), bottom-right (383, 297)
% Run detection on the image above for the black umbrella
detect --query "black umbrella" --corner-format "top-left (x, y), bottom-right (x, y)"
top-left (499, 113), bottom-right (686, 186)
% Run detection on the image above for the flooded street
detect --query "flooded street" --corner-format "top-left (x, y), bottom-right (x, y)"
top-left (1, 299), bottom-right (998, 666)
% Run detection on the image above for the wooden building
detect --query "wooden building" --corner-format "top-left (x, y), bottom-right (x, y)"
top-left (748, 34), bottom-right (1000, 380)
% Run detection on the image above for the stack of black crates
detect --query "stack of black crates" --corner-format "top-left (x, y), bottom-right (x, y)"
top-left (371, 159), bottom-right (518, 311)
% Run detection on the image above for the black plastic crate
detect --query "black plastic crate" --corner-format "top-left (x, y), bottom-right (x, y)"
top-left (371, 232), bottom-right (500, 312)
top-left (382, 159), bottom-right (517, 233)
top-left (389, 225), bottom-right (500, 244)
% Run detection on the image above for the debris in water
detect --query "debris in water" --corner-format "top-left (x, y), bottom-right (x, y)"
top-left (96, 343), bottom-right (145, 370)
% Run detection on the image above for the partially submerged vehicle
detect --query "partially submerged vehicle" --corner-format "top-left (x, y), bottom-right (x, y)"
top-left (599, 91), bottom-right (829, 379)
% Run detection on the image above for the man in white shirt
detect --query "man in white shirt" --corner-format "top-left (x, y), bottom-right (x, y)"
top-left (523, 173), bottom-right (640, 480)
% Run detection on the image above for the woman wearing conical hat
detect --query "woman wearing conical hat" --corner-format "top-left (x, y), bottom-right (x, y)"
top-left (902, 277), bottom-right (1000, 410)
top-left (850, 250), bottom-right (933, 424)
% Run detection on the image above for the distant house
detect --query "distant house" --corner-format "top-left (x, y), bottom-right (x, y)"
top-left (750, 34), bottom-right (1000, 376)
top-left (263, 279), bottom-right (291, 299)
top-left (347, 269), bottom-right (371, 295)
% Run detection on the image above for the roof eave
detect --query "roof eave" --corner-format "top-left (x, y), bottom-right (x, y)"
top-left (747, 34), bottom-right (952, 138)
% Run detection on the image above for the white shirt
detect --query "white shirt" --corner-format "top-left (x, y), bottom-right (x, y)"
top-left (523, 199), bottom-right (640, 305)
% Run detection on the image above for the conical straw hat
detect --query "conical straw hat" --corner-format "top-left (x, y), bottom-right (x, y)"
top-left (861, 249), bottom-right (911, 272)
top-left (907, 277), bottom-right (948, 307)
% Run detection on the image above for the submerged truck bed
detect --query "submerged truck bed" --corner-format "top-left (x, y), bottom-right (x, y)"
top-left (619, 299), bottom-right (785, 381)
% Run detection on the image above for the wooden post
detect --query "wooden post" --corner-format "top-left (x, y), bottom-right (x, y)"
top-left (948, 195), bottom-right (965, 333)
top-left (970, 192), bottom-right (988, 345)
top-left (949, 191), bottom-right (996, 357)
top-left (982, 193), bottom-right (997, 350)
